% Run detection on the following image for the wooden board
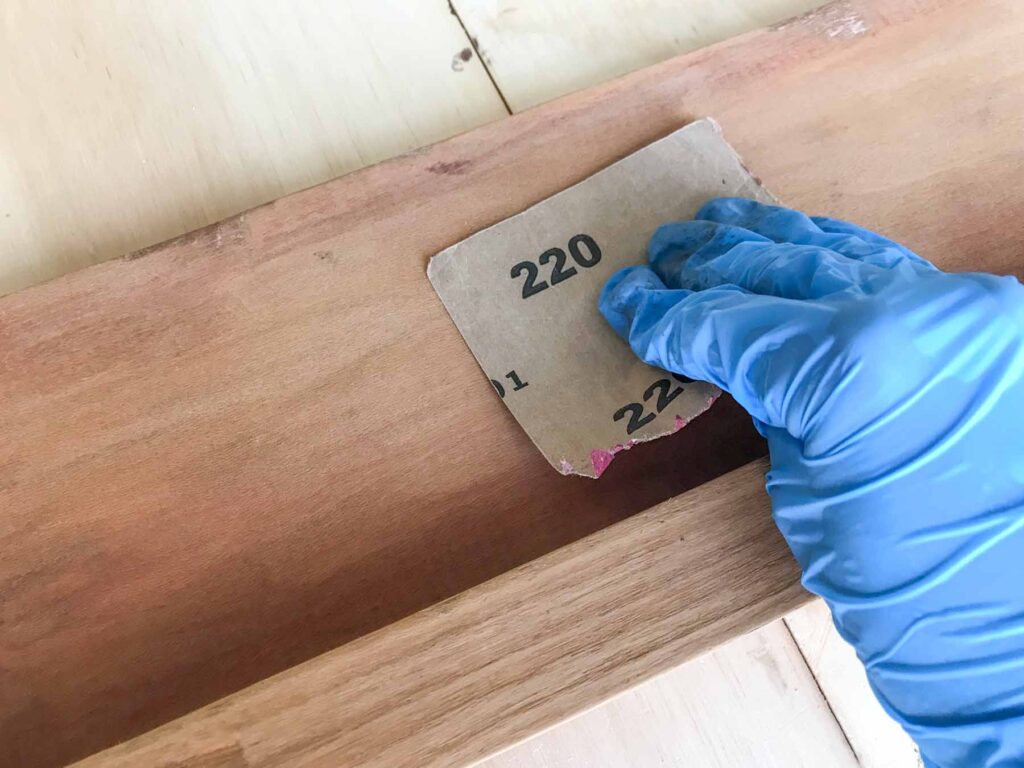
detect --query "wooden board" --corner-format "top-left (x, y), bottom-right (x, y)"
top-left (0, 0), bottom-right (507, 297)
top-left (785, 601), bottom-right (923, 768)
top-left (0, 0), bottom-right (899, 765)
top-left (0, 1), bottom-right (840, 766)
top-left (0, 2), bottom-right (850, 766)
top-left (482, 620), bottom-right (857, 768)
top-left (76, 460), bottom-right (808, 767)
top-left (5, 0), bottom-right (1024, 764)
top-left (452, 0), bottom-right (826, 110)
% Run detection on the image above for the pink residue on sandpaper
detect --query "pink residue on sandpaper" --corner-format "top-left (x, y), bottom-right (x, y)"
top-left (589, 439), bottom-right (639, 478)
top-left (589, 446), bottom-right (625, 478)
top-left (590, 409), bottom-right (709, 478)
top-left (585, 390), bottom-right (722, 478)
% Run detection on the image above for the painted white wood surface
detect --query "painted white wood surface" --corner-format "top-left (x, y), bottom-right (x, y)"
top-left (0, 0), bottom-right (507, 296)
top-left (2, 1), bottom-right (905, 765)
top-left (786, 600), bottom-right (923, 768)
top-left (482, 620), bottom-right (859, 768)
top-left (451, 0), bottom-right (827, 110)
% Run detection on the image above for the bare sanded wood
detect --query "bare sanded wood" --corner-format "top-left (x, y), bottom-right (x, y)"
top-left (4, 0), bottom-right (1024, 764)
top-left (77, 460), bottom-right (808, 767)
top-left (785, 601), bottom-right (922, 767)
top-left (482, 620), bottom-right (857, 768)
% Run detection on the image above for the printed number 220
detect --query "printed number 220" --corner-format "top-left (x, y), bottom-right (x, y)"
top-left (510, 234), bottom-right (602, 299)
top-left (613, 375), bottom-right (694, 435)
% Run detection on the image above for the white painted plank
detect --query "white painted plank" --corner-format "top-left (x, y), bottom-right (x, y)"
top-left (0, 0), bottom-right (507, 295)
top-left (786, 600), bottom-right (923, 768)
top-left (451, 0), bottom-right (828, 111)
top-left (481, 620), bottom-right (859, 768)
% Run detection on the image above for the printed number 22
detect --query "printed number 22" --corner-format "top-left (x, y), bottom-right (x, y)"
top-left (613, 375), bottom-right (693, 435)
top-left (510, 234), bottom-right (602, 299)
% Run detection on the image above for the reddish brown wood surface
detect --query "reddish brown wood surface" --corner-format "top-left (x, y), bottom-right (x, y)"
top-left (4, 0), bottom-right (1024, 765)
top-left (79, 460), bottom-right (807, 768)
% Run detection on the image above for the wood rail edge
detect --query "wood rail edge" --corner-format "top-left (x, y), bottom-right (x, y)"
top-left (77, 458), bottom-right (806, 767)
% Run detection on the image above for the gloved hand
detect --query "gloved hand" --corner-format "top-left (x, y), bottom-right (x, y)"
top-left (600, 198), bottom-right (1024, 768)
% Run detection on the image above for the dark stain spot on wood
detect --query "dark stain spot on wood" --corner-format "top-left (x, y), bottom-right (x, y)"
top-left (427, 160), bottom-right (473, 176)
top-left (451, 47), bottom-right (475, 72)
top-left (315, 250), bottom-right (338, 265)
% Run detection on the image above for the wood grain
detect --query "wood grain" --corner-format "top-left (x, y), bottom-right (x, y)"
top-left (451, 0), bottom-right (826, 111)
top-left (0, 0), bottom-right (507, 297)
top-left (0, 3), bottom-right (834, 765)
top-left (4, 0), bottom-right (1024, 764)
top-left (76, 460), bottom-right (809, 768)
top-left (483, 620), bottom-right (857, 768)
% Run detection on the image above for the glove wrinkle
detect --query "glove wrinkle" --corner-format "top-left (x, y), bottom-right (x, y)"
top-left (599, 198), bottom-right (1024, 768)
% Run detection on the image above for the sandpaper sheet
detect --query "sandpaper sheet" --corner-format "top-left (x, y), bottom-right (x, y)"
top-left (428, 118), bottom-right (773, 478)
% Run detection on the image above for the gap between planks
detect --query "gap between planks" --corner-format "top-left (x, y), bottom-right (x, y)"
top-left (448, 0), bottom-right (514, 114)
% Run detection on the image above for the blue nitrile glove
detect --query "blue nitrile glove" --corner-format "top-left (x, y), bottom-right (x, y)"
top-left (600, 198), bottom-right (1024, 768)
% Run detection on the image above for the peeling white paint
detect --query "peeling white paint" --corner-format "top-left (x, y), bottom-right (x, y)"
top-left (774, 1), bottom-right (871, 41)
top-left (825, 7), bottom-right (870, 39)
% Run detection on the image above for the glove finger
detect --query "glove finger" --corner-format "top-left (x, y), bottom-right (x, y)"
top-left (810, 215), bottom-right (935, 269)
top-left (646, 219), bottom-right (769, 285)
top-left (599, 265), bottom-right (673, 338)
top-left (696, 197), bottom-right (826, 245)
top-left (600, 268), bottom-right (831, 427)
top-left (698, 198), bottom-right (936, 273)
top-left (650, 221), bottom-right (892, 300)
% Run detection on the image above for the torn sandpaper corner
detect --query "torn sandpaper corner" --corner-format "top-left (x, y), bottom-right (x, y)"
top-left (428, 118), bottom-right (774, 479)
